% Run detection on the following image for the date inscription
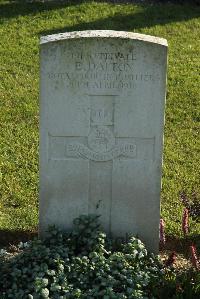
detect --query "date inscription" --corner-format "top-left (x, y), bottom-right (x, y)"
top-left (44, 48), bottom-right (160, 91)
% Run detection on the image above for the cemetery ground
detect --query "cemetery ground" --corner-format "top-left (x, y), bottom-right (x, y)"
top-left (0, 0), bottom-right (200, 297)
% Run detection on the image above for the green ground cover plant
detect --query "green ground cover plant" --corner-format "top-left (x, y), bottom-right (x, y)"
top-left (0, 1), bottom-right (199, 242)
top-left (0, 215), bottom-right (199, 298)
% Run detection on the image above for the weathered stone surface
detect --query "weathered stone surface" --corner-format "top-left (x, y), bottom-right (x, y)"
top-left (39, 30), bottom-right (168, 252)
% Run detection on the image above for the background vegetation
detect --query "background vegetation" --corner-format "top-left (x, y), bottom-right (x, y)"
top-left (0, 0), bottom-right (199, 246)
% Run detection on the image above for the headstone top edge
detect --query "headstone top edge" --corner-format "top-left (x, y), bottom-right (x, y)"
top-left (40, 30), bottom-right (168, 47)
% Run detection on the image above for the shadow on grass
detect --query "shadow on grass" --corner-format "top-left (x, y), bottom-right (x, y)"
top-left (1, 0), bottom-right (200, 29)
top-left (0, 229), bottom-right (38, 247)
top-left (39, 3), bottom-right (200, 37)
top-left (160, 235), bottom-right (200, 258)
top-left (0, 0), bottom-right (86, 19)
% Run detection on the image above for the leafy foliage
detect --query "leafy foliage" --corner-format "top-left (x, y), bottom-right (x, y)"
top-left (159, 268), bottom-right (200, 299)
top-left (0, 215), bottom-right (199, 298)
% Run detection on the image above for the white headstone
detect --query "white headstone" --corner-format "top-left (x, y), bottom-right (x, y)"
top-left (39, 30), bottom-right (167, 252)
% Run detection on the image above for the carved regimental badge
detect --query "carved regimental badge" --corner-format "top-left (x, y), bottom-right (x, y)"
top-left (65, 95), bottom-right (137, 161)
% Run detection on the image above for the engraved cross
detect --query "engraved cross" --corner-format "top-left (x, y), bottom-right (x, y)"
top-left (49, 95), bottom-right (153, 232)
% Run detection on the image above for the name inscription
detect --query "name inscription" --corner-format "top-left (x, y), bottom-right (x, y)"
top-left (43, 47), bottom-right (160, 91)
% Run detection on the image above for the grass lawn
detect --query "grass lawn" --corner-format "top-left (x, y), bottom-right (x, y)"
top-left (0, 0), bottom-right (199, 247)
